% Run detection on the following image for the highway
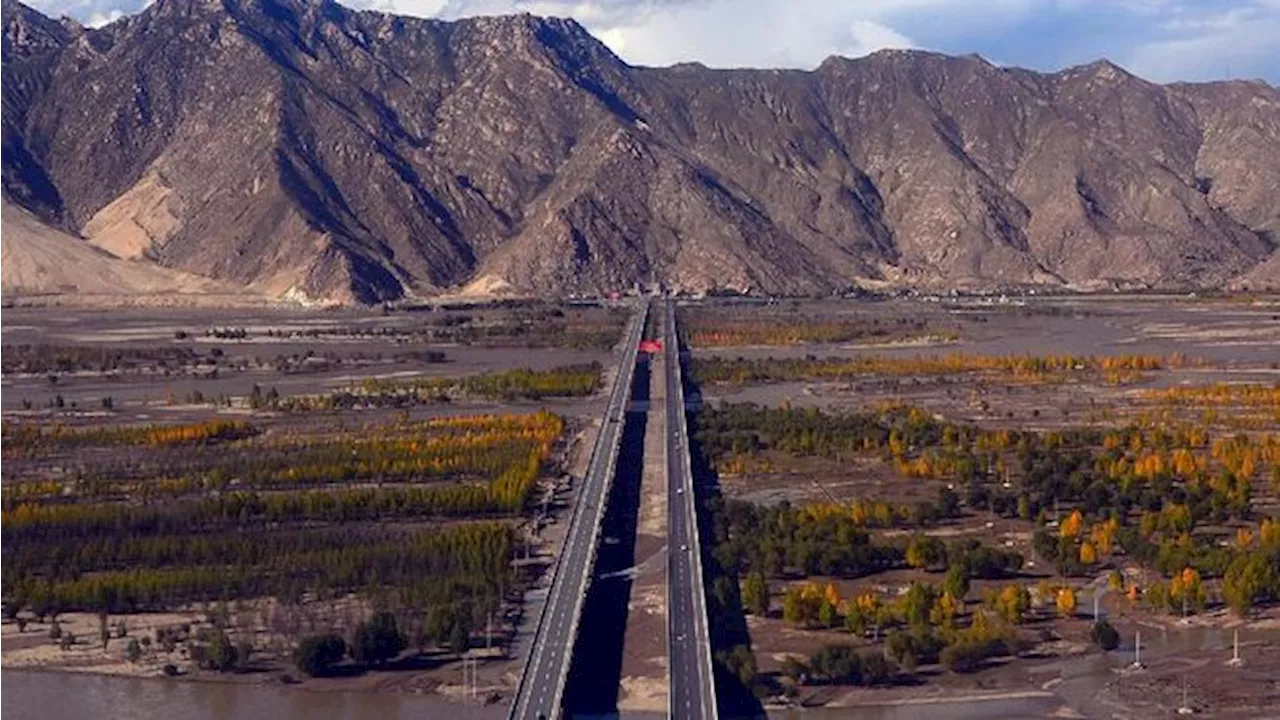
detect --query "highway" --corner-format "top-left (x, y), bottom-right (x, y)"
top-left (508, 302), bottom-right (648, 720)
top-left (664, 299), bottom-right (719, 720)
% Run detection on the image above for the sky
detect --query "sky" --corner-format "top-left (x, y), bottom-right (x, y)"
top-left (32, 0), bottom-right (1280, 84)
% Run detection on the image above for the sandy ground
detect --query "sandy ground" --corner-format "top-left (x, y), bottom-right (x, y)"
top-left (1, 200), bottom-right (270, 307)
top-left (2, 610), bottom-right (207, 676)
top-left (616, 349), bottom-right (670, 714)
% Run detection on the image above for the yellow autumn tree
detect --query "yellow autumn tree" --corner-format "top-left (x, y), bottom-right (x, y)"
top-left (1061, 510), bottom-right (1084, 539)
top-left (1056, 587), bottom-right (1078, 617)
top-left (1079, 540), bottom-right (1098, 565)
top-left (931, 591), bottom-right (960, 629)
top-left (824, 582), bottom-right (841, 609)
top-left (1169, 567), bottom-right (1206, 613)
top-left (1262, 518), bottom-right (1280, 550)
top-left (1089, 518), bottom-right (1118, 555)
top-left (1107, 570), bottom-right (1125, 591)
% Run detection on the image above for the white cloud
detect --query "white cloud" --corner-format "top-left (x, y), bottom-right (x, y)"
top-left (1125, 1), bottom-right (1280, 82)
top-left (85, 8), bottom-right (122, 25)
top-left (544, 0), bottom-right (920, 69)
top-left (17, 0), bottom-right (1280, 83)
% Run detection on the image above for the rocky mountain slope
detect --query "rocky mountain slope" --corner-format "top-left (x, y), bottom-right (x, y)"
top-left (3, 0), bottom-right (1278, 303)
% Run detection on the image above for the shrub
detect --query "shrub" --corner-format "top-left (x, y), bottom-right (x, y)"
top-left (294, 634), bottom-right (348, 677)
top-left (1091, 619), bottom-right (1120, 651)
top-left (351, 612), bottom-right (407, 667)
top-left (193, 629), bottom-right (237, 672)
top-left (941, 638), bottom-right (1008, 673)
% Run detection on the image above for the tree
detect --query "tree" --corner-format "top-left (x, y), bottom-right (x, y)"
top-left (352, 611), bottom-right (407, 666)
top-left (1061, 510), bottom-right (1084, 539)
top-left (808, 645), bottom-right (863, 684)
top-left (294, 634), bottom-right (347, 677)
top-left (902, 582), bottom-right (938, 627)
top-left (844, 605), bottom-right (868, 636)
top-left (1169, 567), bottom-right (1206, 614)
top-left (943, 564), bottom-right (971, 601)
top-left (1056, 588), bottom-right (1077, 618)
top-left (930, 592), bottom-right (959, 629)
top-left (125, 638), bottom-right (143, 663)
top-left (742, 571), bottom-right (769, 616)
top-left (718, 644), bottom-right (758, 691)
top-left (941, 638), bottom-right (1005, 673)
top-left (886, 627), bottom-right (944, 669)
top-left (817, 599), bottom-right (839, 629)
top-left (990, 584), bottom-right (1030, 624)
top-left (194, 629), bottom-right (237, 672)
top-left (782, 585), bottom-right (819, 627)
top-left (1079, 541), bottom-right (1098, 565)
top-left (1107, 570), bottom-right (1125, 592)
top-left (1223, 552), bottom-right (1277, 616)
top-left (448, 616), bottom-right (471, 655)
top-left (906, 535), bottom-right (945, 570)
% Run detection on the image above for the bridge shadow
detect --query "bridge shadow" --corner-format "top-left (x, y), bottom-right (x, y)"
top-left (682, 351), bottom-right (768, 720)
top-left (563, 354), bottom-right (650, 719)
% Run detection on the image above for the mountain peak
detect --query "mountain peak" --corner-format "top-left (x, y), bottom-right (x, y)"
top-left (3, 5), bottom-right (1277, 302)
top-left (3, 0), bottom-right (73, 59)
top-left (1064, 58), bottom-right (1133, 82)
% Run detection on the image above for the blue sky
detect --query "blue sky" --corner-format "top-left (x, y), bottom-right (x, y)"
top-left (31, 0), bottom-right (1280, 84)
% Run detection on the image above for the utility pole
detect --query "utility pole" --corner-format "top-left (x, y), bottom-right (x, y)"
top-left (1177, 675), bottom-right (1193, 715)
top-left (1227, 629), bottom-right (1243, 667)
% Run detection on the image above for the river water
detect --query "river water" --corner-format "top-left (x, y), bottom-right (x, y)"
top-left (0, 670), bottom-right (505, 720)
top-left (3, 626), bottom-right (1269, 719)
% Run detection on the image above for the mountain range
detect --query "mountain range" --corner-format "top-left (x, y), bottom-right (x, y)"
top-left (3, 0), bottom-right (1278, 304)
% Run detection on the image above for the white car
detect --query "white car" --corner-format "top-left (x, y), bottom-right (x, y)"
top-left (680, 544), bottom-right (689, 552)
top-left (676, 487), bottom-right (684, 494)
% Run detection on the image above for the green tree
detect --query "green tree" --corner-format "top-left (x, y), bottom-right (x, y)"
top-left (817, 599), bottom-right (838, 629)
top-left (742, 571), bottom-right (770, 616)
top-left (844, 606), bottom-right (868, 636)
top-left (906, 535), bottom-right (945, 570)
top-left (717, 644), bottom-right (758, 692)
top-left (352, 612), bottom-right (407, 666)
top-left (943, 564), bottom-right (971, 600)
top-left (902, 582), bottom-right (937, 627)
top-left (989, 584), bottom-right (1031, 625)
top-left (194, 629), bottom-right (237, 672)
top-left (448, 616), bottom-right (471, 655)
top-left (1223, 552), bottom-right (1278, 616)
top-left (294, 634), bottom-right (347, 677)
top-left (782, 585), bottom-right (818, 626)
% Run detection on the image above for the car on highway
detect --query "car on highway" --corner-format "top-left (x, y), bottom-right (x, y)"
top-left (676, 487), bottom-right (683, 494)
top-left (680, 544), bottom-right (688, 552)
